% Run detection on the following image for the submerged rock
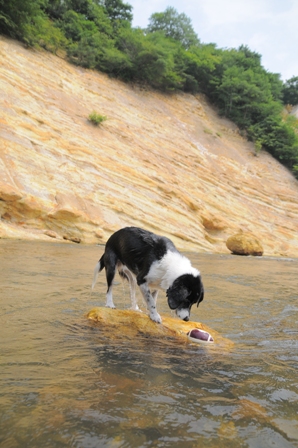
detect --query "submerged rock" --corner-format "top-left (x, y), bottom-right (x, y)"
top-left (86, 307), bottom-right (233, 349)
top-left (226, 232), bottom-right (264, 256)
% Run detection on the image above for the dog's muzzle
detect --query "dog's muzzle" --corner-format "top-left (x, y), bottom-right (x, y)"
top-left (176, 308), bottom-right (190, 321)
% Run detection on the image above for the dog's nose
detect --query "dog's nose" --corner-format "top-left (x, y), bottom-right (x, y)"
top-left (183, 316), bottom-right (189, 322)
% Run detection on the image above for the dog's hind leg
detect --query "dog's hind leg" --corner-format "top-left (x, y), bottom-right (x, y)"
top-left (127, 272), bottom-right (139, 311)
top-left (120, 267), bottom-right (140, 311)
top-left (105, 271), bottom-right (116, 308)
top-left (104, 251), bottom-right (117, 309)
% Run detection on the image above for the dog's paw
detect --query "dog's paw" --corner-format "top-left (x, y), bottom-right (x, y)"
top-left (130, 305), bottom-right (143, 312)
top-left (150, 312), bottom-right (162, 324)
top-left (105, 303), bottom-right (116, 309)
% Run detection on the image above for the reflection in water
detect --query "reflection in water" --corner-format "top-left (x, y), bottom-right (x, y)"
top-left (0, 241), bottom-right (297, 447)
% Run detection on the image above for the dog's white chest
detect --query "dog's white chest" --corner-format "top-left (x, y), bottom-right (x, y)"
top-left (145, 252), bottom-right (197, 290)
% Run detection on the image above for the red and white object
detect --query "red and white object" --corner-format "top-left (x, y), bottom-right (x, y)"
top-left (187, 328), bottom-right (214, 344)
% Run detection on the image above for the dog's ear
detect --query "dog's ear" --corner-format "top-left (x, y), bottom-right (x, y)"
top-left (197, 285), bottom-right (204, 307)
top-left (166, 280), bottom-right (189, 310)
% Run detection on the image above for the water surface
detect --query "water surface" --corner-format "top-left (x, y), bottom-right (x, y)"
top-left (0, 241), bottom-right (297, 447)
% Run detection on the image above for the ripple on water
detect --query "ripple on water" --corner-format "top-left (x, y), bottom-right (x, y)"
top-left (0, 242), bottom-right (297, 448)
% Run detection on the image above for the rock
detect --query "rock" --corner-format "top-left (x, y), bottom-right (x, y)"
top-left (94, 228), bottom-right (104, 239)
top-left (1, 212), bottom-right (12, 221)
top-left (201, 211), bottom-right (228, 231)
top-left (86, 307), bottom-right (233, 350)
top-left (0, 183), bottom-right (23, 202)
top-left (226, 233), bottom-right (264, 256)
top-left (63, 234), bottom-right (81, 243)
top-left (44, 229), bottom-right (58, 238)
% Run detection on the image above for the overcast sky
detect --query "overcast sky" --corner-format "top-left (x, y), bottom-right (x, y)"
top-left (128, 0), bottom-right (298, 81)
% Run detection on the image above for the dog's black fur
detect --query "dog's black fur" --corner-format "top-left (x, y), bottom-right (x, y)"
top-left (92, 227), bottom-right (204, 323)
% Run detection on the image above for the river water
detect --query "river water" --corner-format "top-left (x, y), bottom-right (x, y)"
top-left (0, 240), bottom-right (297, 448)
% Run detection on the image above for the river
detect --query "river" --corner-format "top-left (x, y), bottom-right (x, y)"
top-left (0, 240), bottom-right (297, 447)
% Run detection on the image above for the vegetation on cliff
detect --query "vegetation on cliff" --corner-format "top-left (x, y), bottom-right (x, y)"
top-left (1, 0), bottom-right (298, 176)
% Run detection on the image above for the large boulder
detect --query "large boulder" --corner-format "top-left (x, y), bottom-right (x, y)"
top-left (86, 307), bottom-right (233, 349)
top-left (226, 232), bottom-right (264, 256)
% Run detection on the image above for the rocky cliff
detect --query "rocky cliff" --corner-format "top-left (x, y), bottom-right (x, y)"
top-left (1, 36), bottom-right (298, 256)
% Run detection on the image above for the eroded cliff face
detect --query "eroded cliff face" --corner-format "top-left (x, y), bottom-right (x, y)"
top-left (1, 37), bottom-right (298, 256)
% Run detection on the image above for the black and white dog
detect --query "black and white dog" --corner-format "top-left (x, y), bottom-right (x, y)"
top-left (92, 227), bottom-right (204, 323)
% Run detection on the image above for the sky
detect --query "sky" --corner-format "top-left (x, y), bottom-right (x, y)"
top-left (128, 0), bottom-right (298, 81)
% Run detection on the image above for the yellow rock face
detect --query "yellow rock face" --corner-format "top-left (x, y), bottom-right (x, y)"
top-left (1, 37), bottom-right (298, 256)
top-left (86, 307), bottom-right (234, 350)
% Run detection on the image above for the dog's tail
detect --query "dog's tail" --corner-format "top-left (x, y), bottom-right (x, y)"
top-left (92, 254), bottom-right (105, 290)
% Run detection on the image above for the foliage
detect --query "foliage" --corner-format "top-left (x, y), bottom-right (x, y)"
top-left (147, 6), bottom-right (199, 49)
top-left (104, 0), bottom-right (133, 26)
top-left (0, 0), bottom-right (44, 40)
top-left (88, 111), bottom-right (107, 125)
top-left (1, 1), bottom-right (298, 176)
top-left (0, 0), bottom-right (68, 50)
top-left (282, 76), bottom-right (298, 106)
top-left (248, 115), bottom-right (298, 167)
top-left (23, 16), bottom-right (68, 52)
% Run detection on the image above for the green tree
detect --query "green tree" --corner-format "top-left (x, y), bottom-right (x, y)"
top-left (237, 45), bottom-right (262, 69)
top-left (266, 72), bottom-right (283, 102)
top-left (43, 0), bottom-right (67, 20)
top-left (248, 115), bottom-right (298, 168)
top-left (147, 6), bottom-right (199, 49)
top-left (282, 76), bottom-right (298, 106)
top-left (57, 4), bottom-right (112, 41)
top-left (67, 29), bottom-right (112, 68)
top-left (208, 46), bottom-right (284, 127)
top-left (0, 0), bottom-right (44, 39)
top-left (177, 43), bottom-right (221, 93)
top-left (104, 0), bottom-right (133, 24)
top-left (58, 5), bottom-right (114, 68)
top-left (143, 32), bottom-right (185, 90)
top-left (214, 66), bottom-right (279, 128)
top-left (115, 28), bottom-right (183, 88)
top-left (99, 45), bottom-right (132, 78)
top-left (116, 26), bottom-right (144, 59)
top-left (24, 15), bottom-right (68, 52)
top-left (59, 10), bottom-right (92, 42)
top-left (0, 0), bottom-right (69, 50)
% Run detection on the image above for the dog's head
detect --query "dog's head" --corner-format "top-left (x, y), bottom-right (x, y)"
top-left (166, 273), bottom-right (204, 321)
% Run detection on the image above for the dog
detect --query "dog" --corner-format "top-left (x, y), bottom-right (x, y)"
top-left (92, 227), bottom-right (204, 323)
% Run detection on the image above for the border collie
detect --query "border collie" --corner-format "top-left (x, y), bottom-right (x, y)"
top-left (92, 227), bottom-right (204, 323)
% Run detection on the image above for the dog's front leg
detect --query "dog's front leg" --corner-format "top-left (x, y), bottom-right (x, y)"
top-left (139, 283), bottom-right (161, 323)
top-left (152, 290), bottom-right (158, 305)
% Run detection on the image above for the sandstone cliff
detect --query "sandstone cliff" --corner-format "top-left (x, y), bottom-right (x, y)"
top-left (1, 37), bottom-right (298, 256)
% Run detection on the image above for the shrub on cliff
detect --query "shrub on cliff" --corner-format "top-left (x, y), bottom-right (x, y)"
top-left (88, 112), bottom-right (107, 126)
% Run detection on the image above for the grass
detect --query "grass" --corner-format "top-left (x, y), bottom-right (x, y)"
top-left (88, 111), bottom-right (107, 126)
